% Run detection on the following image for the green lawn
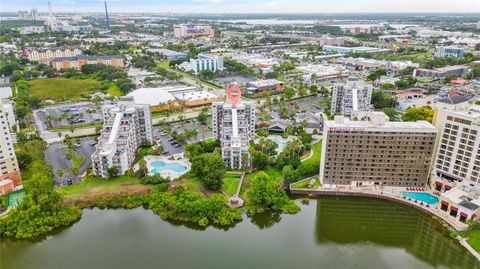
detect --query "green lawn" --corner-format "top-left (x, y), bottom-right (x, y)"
top-left (158, 60), bottom-right (170, 69)
top-left (58, 176), bottom-right (149, 200)
top-left (29, 78), bottom-right (101, 101)
top-left (301, 140), bottom-right (322, 166)
top-left (72, 155), bottom-right (85, 168)
top-left (291, 177), bottom-right (320, 189)
top-left (460, 227), bottom-right (480, 253)
top-left (106, 85), bottom-right (122, 97)
top-left (222, 173), bottom-right (241, 196)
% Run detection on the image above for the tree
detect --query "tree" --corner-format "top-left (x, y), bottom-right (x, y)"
top-left (402, 106), bottom-right (434, 123)
top-left (252, 150), bottom-right (269, 170)
top-left (247, 172), bottom-right (300, 214)
top-left (367, 69), bottom-right (387, 82)
top-left (191, 153), bottom-right (226, 190)
top-left (282, 165), bottom-right (299, 185)
top-left (371, 90), bottom-right (398, 109)
top-left (107, 167), bottom-right (119, 178)
top-left (283, 88), bottom-right (295, 100)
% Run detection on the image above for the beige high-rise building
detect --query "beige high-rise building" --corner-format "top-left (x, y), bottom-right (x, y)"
top-left (430, 104), bottom-right (480, 190)
top-left (0, 100), bottom-right (22, 195)
top-left (320, 112), bottom-right (437, 187)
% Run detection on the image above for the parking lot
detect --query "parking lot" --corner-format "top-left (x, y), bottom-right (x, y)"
top-left (44, 137), bottom-right (96, 187)
top-left (34, 102), bottom-right (103, 130)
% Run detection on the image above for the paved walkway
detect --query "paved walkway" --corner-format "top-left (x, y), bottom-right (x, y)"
top-left (458, 236), bottom-right (480, 261)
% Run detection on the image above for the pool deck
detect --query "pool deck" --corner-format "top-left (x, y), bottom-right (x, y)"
top-left (142, 155), bottom-right (191, 180)
top-left (290, 185), bottom-right (469, 232)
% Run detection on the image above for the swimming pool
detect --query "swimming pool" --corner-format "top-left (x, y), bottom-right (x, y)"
top-left (402, 192), bottom-right (439, 205)
top-left (150, 160), bottom-right (188, 174)
top-left (271, 138), bottom-right (287, 149)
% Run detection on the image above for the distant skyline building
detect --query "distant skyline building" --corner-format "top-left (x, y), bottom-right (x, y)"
top-left (435, 46), bottom-right (464, 58)
top-left (17, 8), bottom-right (37, 20)
top-left (330, 77), bottom-right (373, 119)
top-left (174, 25), bottom-right (215, 38)
top-left (212, 85), bottom-right (255, 169)
top-left (104, 0), bottom-right (110, 30)
top-left (92, 97), bottom-right (153, 178)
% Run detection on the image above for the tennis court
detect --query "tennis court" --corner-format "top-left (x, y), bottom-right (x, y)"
top-left (8, 189), bottom-right (26, 208)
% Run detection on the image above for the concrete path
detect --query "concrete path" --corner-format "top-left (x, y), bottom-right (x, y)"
top-left (458, 236), bottom-right (480, 261)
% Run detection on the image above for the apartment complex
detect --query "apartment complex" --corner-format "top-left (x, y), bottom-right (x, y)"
top-left (22, 46), bottom-right (82, 63)
top-left (212, 86), bottom-right (255, 169)
top-left (431, 105), bottom-right (480, 191)
top-left (413, 65), bottom-right (468, 79)
top-left (174, 25), bottom-right (215, 38)
top-left (320, 112), bottom-right (437, 187)
top-left (435, 46), bottom-right (464, 58)
top-left (92, 97), bottom-right (153, 178)
top-left (330, 77), bottom-right (373, 119)
top-left (190, 54), bottom-right (224, 75)
top-left (52, 55), bottom-right (124, 70)
top-left (0, 100), bottom-right (22, 195)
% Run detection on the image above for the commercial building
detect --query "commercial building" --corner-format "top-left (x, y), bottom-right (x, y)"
top-left (297, 64), bottom-right (349, 83)
top-left (20, 26), bottom-right (45, 35)
top-left (438, 182), bottom-right (480, 223)
top-left (435, 46), bottom-right (464, 58)
top-left (51, 55), bottom-right (124, 71)
top-left (430, 105), bottom-right (480, 192)
top-left (330, 77), bottom-right (373, 119)
top-left (190, 54), bottom-right (224, 75)
top-left (320, 112), bottom-right (437, 187)
top-left (245, 79), bottom-right (284, 97)
top-left (212, 85), bottom-right (255, 169)
top-left (22, 46), bottom-right (82, 63)
top-left (147, 48), bottom-right (187, 60)
top-left (127, 86), bottom-right (221, 112)
top-left (323, 46), bottom-right (391, 54)
top-left (413, 65), bottom-right (468, 79)
top-left (174, 25), bottom-right (215, 38)
top-left (0, 100), bottom-right (22, 195)
top-left (92, 97), bottom-right (153, 178)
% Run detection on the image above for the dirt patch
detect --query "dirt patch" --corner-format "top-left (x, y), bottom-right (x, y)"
top-left (64, 185), bottom-right (152, 207)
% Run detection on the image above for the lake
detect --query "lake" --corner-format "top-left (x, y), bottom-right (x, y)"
top-left (2, 197), bottom-right (479, 269)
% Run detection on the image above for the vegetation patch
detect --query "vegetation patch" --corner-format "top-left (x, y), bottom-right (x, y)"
top-left (29, 78), bottom-right (101, 101)
top-left (222, 173), bottom-right (241, 196)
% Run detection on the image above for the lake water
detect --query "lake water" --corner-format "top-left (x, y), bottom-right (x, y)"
top-left (2, 197), bottom-right (479, 269)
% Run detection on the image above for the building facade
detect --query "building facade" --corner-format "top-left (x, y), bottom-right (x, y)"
top-left (0, 100), bottom-right (22, 195)
top-left (174, 25), bottom-right (215, 38)
top-left (51, 55), bottom-right (124, 70)
top-left (330, 77), bottom-right (373, 119)
top-left (92, 97), bottom-right (153, 178)
top-left (320, 112), bottom-right (437, 187)
top-left (430, 105), bottom-right (480, 192)
top-left (435, 46), bottom-right (464, 58)
top-left (190, 54), bottom-right (224, 75)
top-left (212, 86), bottom-right (255, 169)
top-left (413, 65), bottom-right (468, 79)
top-left (23, 47), bottom-right (82, 63)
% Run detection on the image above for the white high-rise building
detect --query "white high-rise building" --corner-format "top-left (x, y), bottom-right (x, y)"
top-left (190, 54), bottom-right (224, 75)
top-left (92, 97), bottom-right (153, 178)
top-left (212, 85), bottom-right (255, 169)
top-left (330, 77), bottom-right (373, 119)
top-left (430, 104), bottom-right (480, 190)
top-left (0, 100), bottom-right (22, 195)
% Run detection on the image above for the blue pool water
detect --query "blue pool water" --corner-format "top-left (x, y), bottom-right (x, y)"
top-left (402, 192), bottom-right (439, 204)
top-left (150, 160), bottom-right (187, 174)
top-left (271, 138), bottom-right (287, 149)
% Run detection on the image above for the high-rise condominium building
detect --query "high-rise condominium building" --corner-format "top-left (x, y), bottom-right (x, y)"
top-left (434, 46), bottom-right (464, 58)
top-left (0, 100), bottom-right (22, 195)
top-left (190, 54), bottom-right (224, 75)
top-left (431, 104), bottom-right (480, 190)
top-left (330, 77), bottom-right (373, 119)
top-left (320, 112), bottom-right (437, 187)
top-left (92, 97), bottom-right (153, 178)
top-left (212, 86), bottom-right (255, 169)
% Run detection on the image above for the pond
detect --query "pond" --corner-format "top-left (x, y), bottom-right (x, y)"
top-left (2, 197), bottom-right (479, 269)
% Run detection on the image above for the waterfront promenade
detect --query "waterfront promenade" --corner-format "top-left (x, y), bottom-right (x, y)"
top-left (290, 184), bottom-right (469, 231)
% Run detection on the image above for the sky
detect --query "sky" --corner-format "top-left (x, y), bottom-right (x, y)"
top-left (1, 0), bottom-right (479, 14)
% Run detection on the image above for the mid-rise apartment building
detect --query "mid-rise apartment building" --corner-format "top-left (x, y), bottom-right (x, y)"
top-left (0, 100), bottom-right (22, 195)
top-left (435, 46), bottom-right (464, 58)
top-left (212, 86), bottom-right (255, 169)
top-left (431, 105), bottom-right (480, 191)
top-left (174, 25), bottom-right (215, 38)
top-left (52, 55), bottom-right (124, 71)
top-left (92, 97), bottom-right (153, 178)
top-left (190, 54), bottom-right (224, 75)
top-left (22, 46), bottom-right (82, 63)
top-left (413, 65), bottom-right (468, 79)
top-left (320, 112), bottom-right (437, 187)
top-left (330, 77), bottom-right (373, 119)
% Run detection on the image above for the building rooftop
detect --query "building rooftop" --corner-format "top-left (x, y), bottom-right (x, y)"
top-left (437, 95), bottom-right (472, 105)
top-left (442, 182), bottom-right (480, 212)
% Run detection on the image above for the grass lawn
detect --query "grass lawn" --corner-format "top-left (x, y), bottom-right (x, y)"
top-left (301, 140), bottom-right (322, 166)
top-left (158, 60), bottom-right (170, 69)
top-left (460, 228), bottom-right (480, 253)
top-left (29, 78), bottom-right (101, 101)
top-left (106, 85), bottom-right (122, 97)
top-left (58, 175), bottom-right (150, 200)
top-left (222, 173), bottom-right (241, 196)
top-left (72, 155), bottom-right (85, 168)
top-left (291, 177), bottom-right (320, 189)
